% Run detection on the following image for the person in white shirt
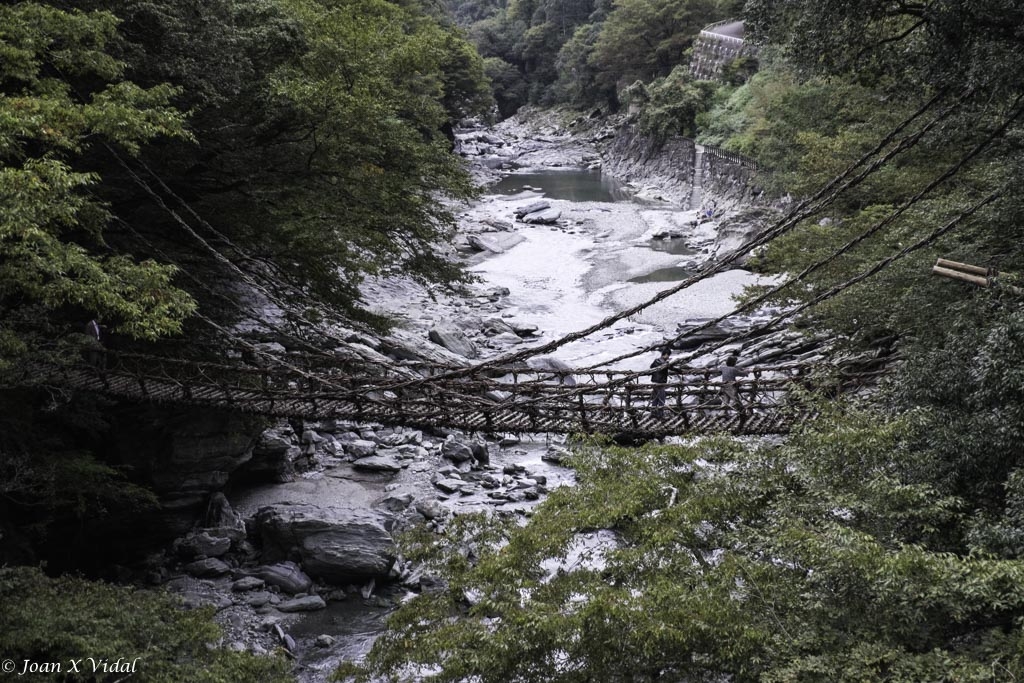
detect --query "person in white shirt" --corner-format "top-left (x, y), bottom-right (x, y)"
top-left (719, 352), bottom-right (747, 414)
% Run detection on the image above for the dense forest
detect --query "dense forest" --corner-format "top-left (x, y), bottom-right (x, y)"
top-left (4, 0), bottom-right (1024, 680)
top-left (349, 0), bottom-right (1024, 681)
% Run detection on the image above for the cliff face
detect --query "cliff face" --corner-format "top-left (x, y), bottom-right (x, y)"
top-left (601, 125), bottom-right (764, 208)
top-left (109, 406), bottom-right (263, 540)
top-left (602, 127), bottom-right (696, 204)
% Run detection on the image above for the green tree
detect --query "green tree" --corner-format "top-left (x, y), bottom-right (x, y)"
top-left (65, 0), bottom-right (490, 328)
top-left (631, 65), bottom-right (718, 140)
top-left (0, 2), bottom-right (196, 366)
top-left (587, 0), bottom-right (729, 98)
top-left (0, 566), bottom-right (292, 682)
top-left (345, 414), bottom-right (1024, 681)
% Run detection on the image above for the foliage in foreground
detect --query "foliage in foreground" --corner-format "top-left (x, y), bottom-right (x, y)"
top-left (346, 323), bottom-right (1024, 681)
top-left (0, 2), bottom-right (196, 366)
top-left (0, 566), bottom-right (292, 683)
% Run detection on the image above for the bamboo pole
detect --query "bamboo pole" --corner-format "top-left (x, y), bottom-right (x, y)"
top-left (935, 258), bottom-right (991, 276)
top-left (932, 261), bottom-right (1022, 295)
top-left (932, 265), bottom-right (988, 287)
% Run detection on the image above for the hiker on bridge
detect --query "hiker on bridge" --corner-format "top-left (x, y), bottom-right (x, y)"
top-left (650, 348), bottom-right (672, 418)
top-left (719, 351), bottom-right (748, 415)
top-left (83, 316), bottom-right (106, 368)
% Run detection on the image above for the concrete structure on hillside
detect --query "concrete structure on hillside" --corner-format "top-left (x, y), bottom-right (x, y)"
top-left (690, 20), bottom-right (757, 82)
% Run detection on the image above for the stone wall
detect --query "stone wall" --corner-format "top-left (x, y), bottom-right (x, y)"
top-left (602, 126), bottom-right (765, 206)
top-left (702, 143), bottom-right (764, 205)
top-left (689, 21), bottom-right (757, 82)
top-left (602, 126), bottom-right (696, 203)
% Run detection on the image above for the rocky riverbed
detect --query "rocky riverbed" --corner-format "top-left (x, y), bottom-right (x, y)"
top-left (154, 110), bottom-right (832, 680)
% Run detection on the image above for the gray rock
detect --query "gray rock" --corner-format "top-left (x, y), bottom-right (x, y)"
top-left (441, 439), bottom-right (474, 463)
top-left (246, 591), bottom-right (274, 607)
top-left (415, 499), bottom-right (446, 520)
top-left (510, 322), bottom-right (539, 337)
top-left (471, 442), bottom-right (490, 466)
top-left (485, 390), bottom-right (512, 402)
top-left (175, 531), bottom-right (232, 558)
top-left (521, 208), bottom-right (561, 224)
top-left (179, 591), bottom-right (233, 611)
top-left (232, 576), bottom-right (265, 592)
top-left (345, 439), bottom-right (378, 458)
top-left (428, 326), bottom-right (479, 359)
top-left (489, 332), bottom-right (523, 346)
top-left (242, 425), bottom-right (298, 483)
top-left (277, 595), bottom-right (327, 613)
top-left (315, 635), bottom-right (335, 648)
top-left (482, 318), bottom-right (518, 337)
top-left (202, 493), bottom-right (247, 543)
top-left (433, 477), bottom-right (467, 494)
top-left (467, 233), bottom-right (526, 254)
top-left (542, 446), bottom-right (572, 465)
top-left (183, 557), bottom-right (231, 577)
top-left (514, 200), bottom-right (551, 218)
top-left (352, 454), bottom-right (403, 473)
top-left (246, 562), bottom-right (313, 594)
top-left (255, 504), bottom-right (396, 583)
top-left (481, 218), bottom-right (513, 231)
top-left (379, 493), bottom-right (414, 512)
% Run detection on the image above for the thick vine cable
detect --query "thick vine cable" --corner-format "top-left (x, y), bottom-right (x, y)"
top-left (361, 88), bottom-right (965, 394)
top-left (110, 88), bottom-right (954, 379)
top-left (430, 96), bottom-right (1024, 412)
top-left (579, 90), bottom-right (1024, 371)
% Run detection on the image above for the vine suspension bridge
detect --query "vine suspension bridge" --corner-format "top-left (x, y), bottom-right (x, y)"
top-left (26, 350), bottom-right (889, 438)
top-left (15, 88), bottom-right (996, 437)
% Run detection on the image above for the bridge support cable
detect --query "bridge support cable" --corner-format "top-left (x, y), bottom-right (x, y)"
top-left (102, 145), bottom-right (420, 378)
top-left (575, 90), bottom-right (1024, 372)
top-left (107, 87), bottom-right (955, 394)
top-left (363, 89), bottom-right (980, 400)
top-left (496, 185), bottom-right (1004, 417)
top-left (359, 89), bottom-right (965, 393)
top-left (101, 149), bottom-right (445, 389)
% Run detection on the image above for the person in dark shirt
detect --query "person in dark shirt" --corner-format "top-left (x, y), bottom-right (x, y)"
top-left (650, 348), bottom-right (671, 418)
top-left (84, 317), bottom-right (105, 368)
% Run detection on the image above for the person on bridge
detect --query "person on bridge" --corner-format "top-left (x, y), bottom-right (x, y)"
top-left (650, 348), bottom-right (671, 418)
top-left (83, 316), bottom-right (106, 368)
top-left (719, 351), bottom-right (748, 415)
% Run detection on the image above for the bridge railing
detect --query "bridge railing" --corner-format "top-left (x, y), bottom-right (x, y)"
top-left (26, 348), bottom-right (893, 434)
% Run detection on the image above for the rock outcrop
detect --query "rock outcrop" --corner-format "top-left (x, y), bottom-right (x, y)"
top-left (254, 503), bottom-right (396, 583)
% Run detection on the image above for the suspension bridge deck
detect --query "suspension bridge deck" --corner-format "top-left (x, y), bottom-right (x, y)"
top-left (25, 352), bottom-right (885, 437)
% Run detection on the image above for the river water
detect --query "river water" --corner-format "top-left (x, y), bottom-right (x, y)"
top-left (463, 169), bottom-right (768, 373)
top-left (290, 168), bottom-right (772, 680)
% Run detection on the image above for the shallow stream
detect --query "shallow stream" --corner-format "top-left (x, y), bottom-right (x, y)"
top-left (291, 165), bottom-right (770, 680)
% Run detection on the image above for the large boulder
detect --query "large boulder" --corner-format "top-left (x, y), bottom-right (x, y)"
top-left (236, 424), bottom-right (299, 483)
top-left (254, 504), bottom-right (396, 583)
top-left (183, 557), bottom-right (231, 578)
top-left (514, 200), bottom-right (550, 218)
top-left (175, 531), bottom-right (231, 559)
top-left (352, 453), bottom-right (403, 473)
top-left (428, 326), bottom-right (479, 359)
top-left (521, 208), bottom-right (562, 224)
top-left (109, 406), bottom-right (261, 539)
top-left (441, 439), bottom-right (474, 463)
top-left (202, 492), bottom-right (246, 543)
top-left (277, 595), bottom-right (326, 612)
top-left (467, 233), bottom-right (526, 254)
top-left (242, 562), bottom-right (313, 594)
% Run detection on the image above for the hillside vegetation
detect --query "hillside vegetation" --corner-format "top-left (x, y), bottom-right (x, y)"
top-left (346, 0), bottom-right (1024, 680)
top-left (3, 0), bottom-right (1024, 680)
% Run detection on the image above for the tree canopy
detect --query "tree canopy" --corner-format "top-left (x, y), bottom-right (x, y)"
top-left (343, 1), bottom-right (1024, 681)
